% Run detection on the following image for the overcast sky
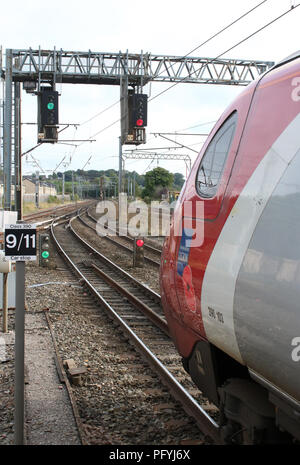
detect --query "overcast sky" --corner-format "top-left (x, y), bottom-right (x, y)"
top-left (1, 0), bottom-right (299, 178)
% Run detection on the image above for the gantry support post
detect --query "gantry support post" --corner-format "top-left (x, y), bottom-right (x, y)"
top-left (3, 49), bottom-right (13, 211)
top-left (14, 82), bottom-right (22, 219)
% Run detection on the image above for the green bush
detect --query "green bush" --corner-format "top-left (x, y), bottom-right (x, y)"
top-left (47, 195), bottom-right (58, 203)
top-left (142, 195), bottom-right (151, 204)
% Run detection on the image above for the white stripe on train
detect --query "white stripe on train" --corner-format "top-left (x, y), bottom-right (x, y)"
top-left (200, 112), bottom-right (300, 364)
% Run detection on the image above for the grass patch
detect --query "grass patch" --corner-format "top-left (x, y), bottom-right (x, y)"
top-left (22, 199), bottom-right (75, 215)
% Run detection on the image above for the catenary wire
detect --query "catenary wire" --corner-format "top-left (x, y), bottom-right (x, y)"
top-left (153, 0), bottom-right (269, 80)
top-left (79, 1), bottom-right (270, 145)
top-left (52, 1), bottom-right (297, 174)
top-left (79, 99), bottom-right (120, 126)
top-left (149, 3), bottom-right (300, 102)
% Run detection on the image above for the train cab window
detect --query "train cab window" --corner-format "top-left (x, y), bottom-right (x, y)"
top-left (196, 111), bottom-right (237, 198)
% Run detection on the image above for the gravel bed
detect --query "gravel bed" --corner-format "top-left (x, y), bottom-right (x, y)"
top-left (0, 229), bottom-right (208, 445)
top-left (88, 205), bottom-right (166, 251)
top-left (0, 262), bottom-right (81, 445)
top-left (72, 218), bottom-right (161, 294)
top-left (0, 328), bottom-right (15, 444)
top-left (25, 310), bottom-right (80, 445)
top-left (33, 260), bottom-right (206, 444)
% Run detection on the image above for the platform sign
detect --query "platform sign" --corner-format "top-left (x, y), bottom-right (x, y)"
top-left (4, 224), bottom-right (37, 261)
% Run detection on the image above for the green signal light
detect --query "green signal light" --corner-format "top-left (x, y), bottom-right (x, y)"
top-left (42, 251), bottom-right (50, 259)
top-left (47, 102), bottom-right (54, 110)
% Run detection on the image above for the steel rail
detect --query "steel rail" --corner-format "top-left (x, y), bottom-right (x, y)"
top-left (43, 310), bottom-right (87, 445)
top-left (86, 208), bottom-right (162, 257)
top-left (51, 215), bottom-right (222, 444)
top-left (91, 262), bottom-right (169, 336)
top-left (0, 201), bottom-right (93, 244)
top-left (23, 200), bottom-right (92, 221)
top-left (69, 215), bottom-right (161, 303)
top-left (77, 210), bottom-right (161, 267)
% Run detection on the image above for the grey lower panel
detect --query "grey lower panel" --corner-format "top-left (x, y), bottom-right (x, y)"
top-left (234, 151), bottom-right (300, 402)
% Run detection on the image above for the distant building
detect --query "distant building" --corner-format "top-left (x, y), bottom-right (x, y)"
top-left (40, 182), bottom-right (57, 196)
top-left (23, 177), bottom-right (57, 196)
top-left (0, 177), bottom-right (58, 204)
top-left (22, 178), bottom-right (36, 194)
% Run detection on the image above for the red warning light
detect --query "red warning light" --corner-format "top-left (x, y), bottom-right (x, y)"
top-left (136, 119), bottom-right (144, 127)
top-left (136, 239), bottom-right (144, 247)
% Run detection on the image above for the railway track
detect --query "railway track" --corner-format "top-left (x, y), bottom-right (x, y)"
top-left (51, 211), bottom-right (222, 444)
top-left (87, 206), bottom-right (164, 254)
top-left (24, 201), bottom-right (92, 222)
top-left (0, 201), bottom-right (93, 245)
top-left (78, 208), bottom-right (161, 267)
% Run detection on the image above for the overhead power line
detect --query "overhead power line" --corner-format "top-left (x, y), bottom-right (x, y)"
top-left (50, 1), bottom-right (297, 151)
top-left (178, 120), bottom-right (217, 132)
top-left (80, 98), bottom-right (120, 126)
top-left (79, 1), bottom-right (269, 144)
top-left (149, 3), bottom-right (300, 102)
top-left (78, 118), bottom-right (120, 146)
top-left (153, 0), bottom-right (269, 81)
top-left (81, 155), bottom-right (92, 170)
top-left (53, 155), bottom-right (66, 173)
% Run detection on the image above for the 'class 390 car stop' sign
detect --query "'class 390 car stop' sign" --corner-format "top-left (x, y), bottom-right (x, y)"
top-left (4, 224), bottom-right (37, 261)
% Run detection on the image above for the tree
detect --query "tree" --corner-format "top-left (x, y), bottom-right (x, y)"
top-left (64, 170), bottom-right (73, 182)
top-left (173, 172), bottom-right (185, 189)
top-left (142, 167), bottom-right (174, 200)
top-left (132, 171), bottom-right (145, 187)
top-left (87, 170), bottom-right (100, 180)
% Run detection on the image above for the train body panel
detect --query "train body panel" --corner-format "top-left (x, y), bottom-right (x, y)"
top-left (201, 109), bottom-right (300, 363)
top-left (160, 54), bottom-right (300, 440)
top-left (234, 145), bottom-right (300, 402)
top-left (161, 80), bottom-right (258, 357)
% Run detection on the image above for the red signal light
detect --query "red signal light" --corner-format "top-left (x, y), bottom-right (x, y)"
top-left (136, 239), bottom-right (144, 247)
top-left (136, 119), bottom-right (144, 127)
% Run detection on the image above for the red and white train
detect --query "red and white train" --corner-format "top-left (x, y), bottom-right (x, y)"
top-left (160, 52), bottom-right (300, 443)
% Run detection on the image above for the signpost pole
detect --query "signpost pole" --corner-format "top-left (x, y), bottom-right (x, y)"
top-left (14, 260), bottom-right (25, 445)
top-left (2, 273), bottom-right (8, 333)
top-left (4, 222), bottom-right (37, 446)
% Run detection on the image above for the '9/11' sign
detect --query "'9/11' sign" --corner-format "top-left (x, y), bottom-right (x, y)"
top-left (4, 224), bottom-right (37, 261)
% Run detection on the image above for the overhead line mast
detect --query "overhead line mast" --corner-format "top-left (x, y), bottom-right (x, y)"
top-left (123, 151), bottom-right (192, 177)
